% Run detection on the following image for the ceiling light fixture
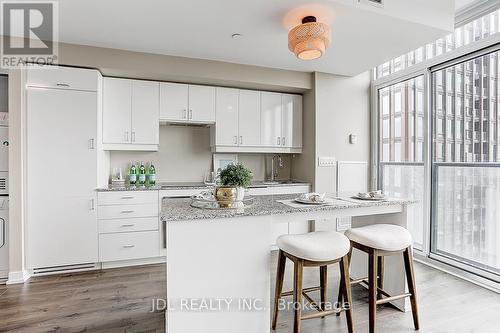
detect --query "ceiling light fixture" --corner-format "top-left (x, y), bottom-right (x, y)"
top-left (288, 16), bottom-right (331, 60)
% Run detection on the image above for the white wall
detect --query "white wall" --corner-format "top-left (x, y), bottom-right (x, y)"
top-left (314, 71), bottom-right (371, 193)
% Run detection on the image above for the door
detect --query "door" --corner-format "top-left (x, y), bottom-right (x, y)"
top-left (189, 85), bottom-right (215, 122)
top-left (160, 82), bottom-right (189, 121)
top-left (103, 78), bottom-right (132, 144)
top-left (131, 80), bottom-right (159, 145)
top-left (260, 92), bottom-right (282, 147)
top-left (27, 88), bottom-right (98, 268)
top-left (239, 90), bottom-right (261, 146)
top-left (215, 87), bottom-right (239, 146)
top-left (282, 94), bottom-right (302, 148)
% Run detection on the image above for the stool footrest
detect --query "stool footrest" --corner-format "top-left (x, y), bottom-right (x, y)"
top-left (301, 308), bottom-right (343, 320)
top-left (281, 286), bottom-right (322, 297)
top-left (376, 292), bottom-right (412, 305)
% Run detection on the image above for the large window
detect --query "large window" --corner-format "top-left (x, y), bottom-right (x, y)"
top-left (375, 7), bottom-right (500, 283)
top-left (431, 50), bottom-right (500, 276)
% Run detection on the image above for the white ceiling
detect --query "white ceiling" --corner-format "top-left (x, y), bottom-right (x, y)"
top-left (53, 0), bottom-right (455, 76)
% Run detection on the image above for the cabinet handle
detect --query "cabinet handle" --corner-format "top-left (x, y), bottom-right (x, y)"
top-left (89, 199), bottom-right (95, 211)
top-left (277, 137), bottom-right (281, 146)
top-left (121, 196), bottom-right (134, 200)
top-left (282, 137), bottom-right (285, 146)
top-left (183, 109), bottom-right (187, 119)
top-left (189, 109), bottom-right (193, 119)
top-left (56, 83), bottom-right (70, 87)
top-left (0, 218), bottom-right (6, 248)
top-left (121, 224), bottom-right (135, 227)
top-left (234, 136), bottom-right (238, 145)
top-left (124, 131), bottom-right (129, 142)
top-left (239, 136), bottom-right (243, 145)
top-left (131, 132), bottom-right (136, 142)
top-left (123, 245), bottom-right (135, 248)
top-left (88, 138), bottom-right (95, 149)
top-left (121, 210), bottom-right (135, 214)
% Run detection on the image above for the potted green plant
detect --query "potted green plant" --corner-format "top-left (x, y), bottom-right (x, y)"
top-left (218, 163), bottom-right (252, 202)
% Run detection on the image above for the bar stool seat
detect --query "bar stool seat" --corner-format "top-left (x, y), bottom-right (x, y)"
top-left (277, 231), bottom-right (351, 262)
top-left (344, 224), bottom-right (412, 251)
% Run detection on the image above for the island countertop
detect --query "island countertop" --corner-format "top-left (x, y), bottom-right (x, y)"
top-left (161, 194), bottom-right (415, 222)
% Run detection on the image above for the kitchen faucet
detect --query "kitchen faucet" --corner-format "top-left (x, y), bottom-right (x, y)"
top-left (270, 154), bottom-right (283, 182)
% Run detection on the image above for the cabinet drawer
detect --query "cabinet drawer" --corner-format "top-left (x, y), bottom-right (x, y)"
top-left (99, 231), bottom-right (159, 262)
top-left (97, 204), bottom-right (158, 219)
top-left (99, 217), bottom-right (158, 234)
top-left (98, 191), bottom-right (158, 205)
top-left (27, 67), bottom-right (100, 91)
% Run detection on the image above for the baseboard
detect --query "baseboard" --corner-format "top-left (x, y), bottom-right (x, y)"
top-left (101, 256), bottom-right (166, 269)
top-left (6, 270), bottom-right (30, 285)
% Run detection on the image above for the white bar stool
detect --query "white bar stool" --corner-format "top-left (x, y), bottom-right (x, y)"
top-left (272, 231), bottom-right (354, 333)
top-left (339, 224), bottom-right (420, 333)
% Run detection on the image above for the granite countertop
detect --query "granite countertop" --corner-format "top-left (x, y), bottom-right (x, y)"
top-left (160, 194), bottom-right (416, 222)
top-left (96, 181), bottom-right (311, 192)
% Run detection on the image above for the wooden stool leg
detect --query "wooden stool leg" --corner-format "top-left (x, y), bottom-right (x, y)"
top-left (368, 251), bottom-right (378, 333)
top-left (403, 247), bottom-right (420, 330)
top-left (320, 266), bottom-right (327, 312)
top-left (339, 255), bottom-right (354, 333)
top-left (272, 250), bottom-right (287, 330)
top-left (377, 256), bottom-right (384, 300)
top-left (293, 259), bottom-right (304, 333)
top-left (337, 246), bottom-right (352, 316)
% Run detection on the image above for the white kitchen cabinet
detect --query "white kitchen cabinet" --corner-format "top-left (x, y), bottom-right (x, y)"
top-left (239, 90), bottom-right (261, 146)
top-left (102, 78), bottom-right (159, 150)
top-left (26, 68), bottom-right (105, 269)
top-left (282, 94), bottom-right (302, 148)
top-left (97, 190), bottom-right (160, 263)
top-left (189, 85), bottom-right (216, 122)
top-left (260, 92), bottom-right (282, 147)
top-left (215, 87), bottom-right (239, 146)
top-left (131, 80), bottom-right (159, 145)
top-left (160, 83), bottom-right (215, 123)
top-left (103, 78), bottom-right (132, 144)
top-left (160, 82), bottom-right (189, 121)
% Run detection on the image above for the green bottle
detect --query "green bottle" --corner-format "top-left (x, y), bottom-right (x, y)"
top-left (148, 162), bottom-right (156, 186)
top-left (138, 162), bottom-right (146, 186)
top-left (129, 161), bottom-right (137, 186)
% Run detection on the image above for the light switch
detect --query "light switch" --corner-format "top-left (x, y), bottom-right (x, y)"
top-left (318, 156), bottom-right (336, 167)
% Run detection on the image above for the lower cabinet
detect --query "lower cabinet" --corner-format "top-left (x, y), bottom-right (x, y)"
top-left (99, 231), bottom-right (159, 262)
top-left (97, 191), bottom-right (160, 263)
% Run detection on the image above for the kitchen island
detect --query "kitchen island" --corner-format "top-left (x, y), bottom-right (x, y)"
top-left (161, 194), bottom-right (415, 333)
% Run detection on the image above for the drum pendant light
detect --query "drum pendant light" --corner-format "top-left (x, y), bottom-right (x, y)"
top-left (288, 16), bottom-right (331, 60)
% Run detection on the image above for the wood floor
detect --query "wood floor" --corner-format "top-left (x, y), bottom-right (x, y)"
top-left (1, 254), bottom-right (499, 333)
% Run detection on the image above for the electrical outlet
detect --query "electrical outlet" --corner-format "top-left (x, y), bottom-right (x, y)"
top-left (318, 156), bottom-right (336, 167)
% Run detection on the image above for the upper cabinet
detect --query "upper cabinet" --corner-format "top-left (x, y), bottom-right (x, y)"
top-left (260, 92), bottom-right (282, 147)
top-left (160, 83), bottom-right (215, 123)
top-left (239, 90), bottom-right (261, 147)
top-left (213, 90), bottom-right (302, 153)
top-left (282, 94), bottom-right (303, 148)
top-left (102, 78), bottom-right (159, 151)
top-left (215, 87), bottom-right (239, 146)
top-left (102, 77), bottom-right (302, 153)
